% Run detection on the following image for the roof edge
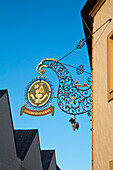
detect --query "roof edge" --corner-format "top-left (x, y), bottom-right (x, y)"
top-left (0, 89), bottom-right (7, 99)
top-left (81, 0), bottom-right (106, 69)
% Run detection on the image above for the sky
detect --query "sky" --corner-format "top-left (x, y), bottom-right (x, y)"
top-left (0, 0), bottom-right (92, 169)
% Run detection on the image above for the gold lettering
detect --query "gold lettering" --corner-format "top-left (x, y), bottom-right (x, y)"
top-left (24, 108), bottom-right (51, 115)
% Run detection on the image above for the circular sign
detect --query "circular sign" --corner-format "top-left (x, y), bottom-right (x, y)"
top-left (28, 80), bottom-right (51, 107)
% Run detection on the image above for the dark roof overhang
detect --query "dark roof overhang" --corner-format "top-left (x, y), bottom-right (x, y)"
top-left (0, 89), bottom-right (7, 98)
top-left (41, 150), bottom-right (54, 170)
top-left (14, 130), bottom-right (38, 161)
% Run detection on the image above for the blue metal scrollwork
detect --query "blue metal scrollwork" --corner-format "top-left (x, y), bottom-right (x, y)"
top-left (37, 59), bottom-right (92, 118)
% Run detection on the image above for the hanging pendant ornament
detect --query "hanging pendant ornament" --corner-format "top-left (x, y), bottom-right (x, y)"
top-left (20, 58), bottom-right (91, 131)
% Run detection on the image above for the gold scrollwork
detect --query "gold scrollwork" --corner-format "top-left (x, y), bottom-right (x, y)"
top-left (36, 58), bottom-right (57, 77)
top-left (75, 81), bottom-right (89, 87)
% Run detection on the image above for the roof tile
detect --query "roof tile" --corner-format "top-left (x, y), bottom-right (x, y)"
top-left (14, 130), bottom-right (37, 161)
top-left (41, 150), bottom-right (54, 170)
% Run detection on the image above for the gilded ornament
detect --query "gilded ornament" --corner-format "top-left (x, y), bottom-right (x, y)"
top-left (71, 96), bottom-right (75, 100)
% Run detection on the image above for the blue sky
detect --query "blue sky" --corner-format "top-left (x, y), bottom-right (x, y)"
top-left (0, 0), bottom-right (92, 169)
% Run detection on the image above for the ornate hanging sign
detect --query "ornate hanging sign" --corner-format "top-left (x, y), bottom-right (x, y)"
top-left (20, 76), bottom-right (55, 116)
top-left (20, 58), bottom-right (91, 131)
top-left (20, 19), bottom-right (113, 131)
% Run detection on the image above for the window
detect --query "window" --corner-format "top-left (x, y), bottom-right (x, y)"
top-left (107, 31), bottom-right (113, 102)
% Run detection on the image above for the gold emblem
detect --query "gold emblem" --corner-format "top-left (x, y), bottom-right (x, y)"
top-left (28, 80), bottom-right (51, 107)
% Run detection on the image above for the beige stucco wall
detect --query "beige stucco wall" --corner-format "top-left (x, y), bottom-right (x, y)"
top-left (22, 134), bottom-right (43, 170)
top-left (93, 0), bottom-right (113, 170)
top-left (0, 93), bottom-right (21, 170)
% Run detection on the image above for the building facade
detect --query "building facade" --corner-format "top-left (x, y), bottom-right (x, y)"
top-left (81, 0), bottom-right (113, 170)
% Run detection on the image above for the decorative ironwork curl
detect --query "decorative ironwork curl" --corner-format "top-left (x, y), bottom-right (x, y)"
top-left (36, 58), bottom-right (92, 116)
